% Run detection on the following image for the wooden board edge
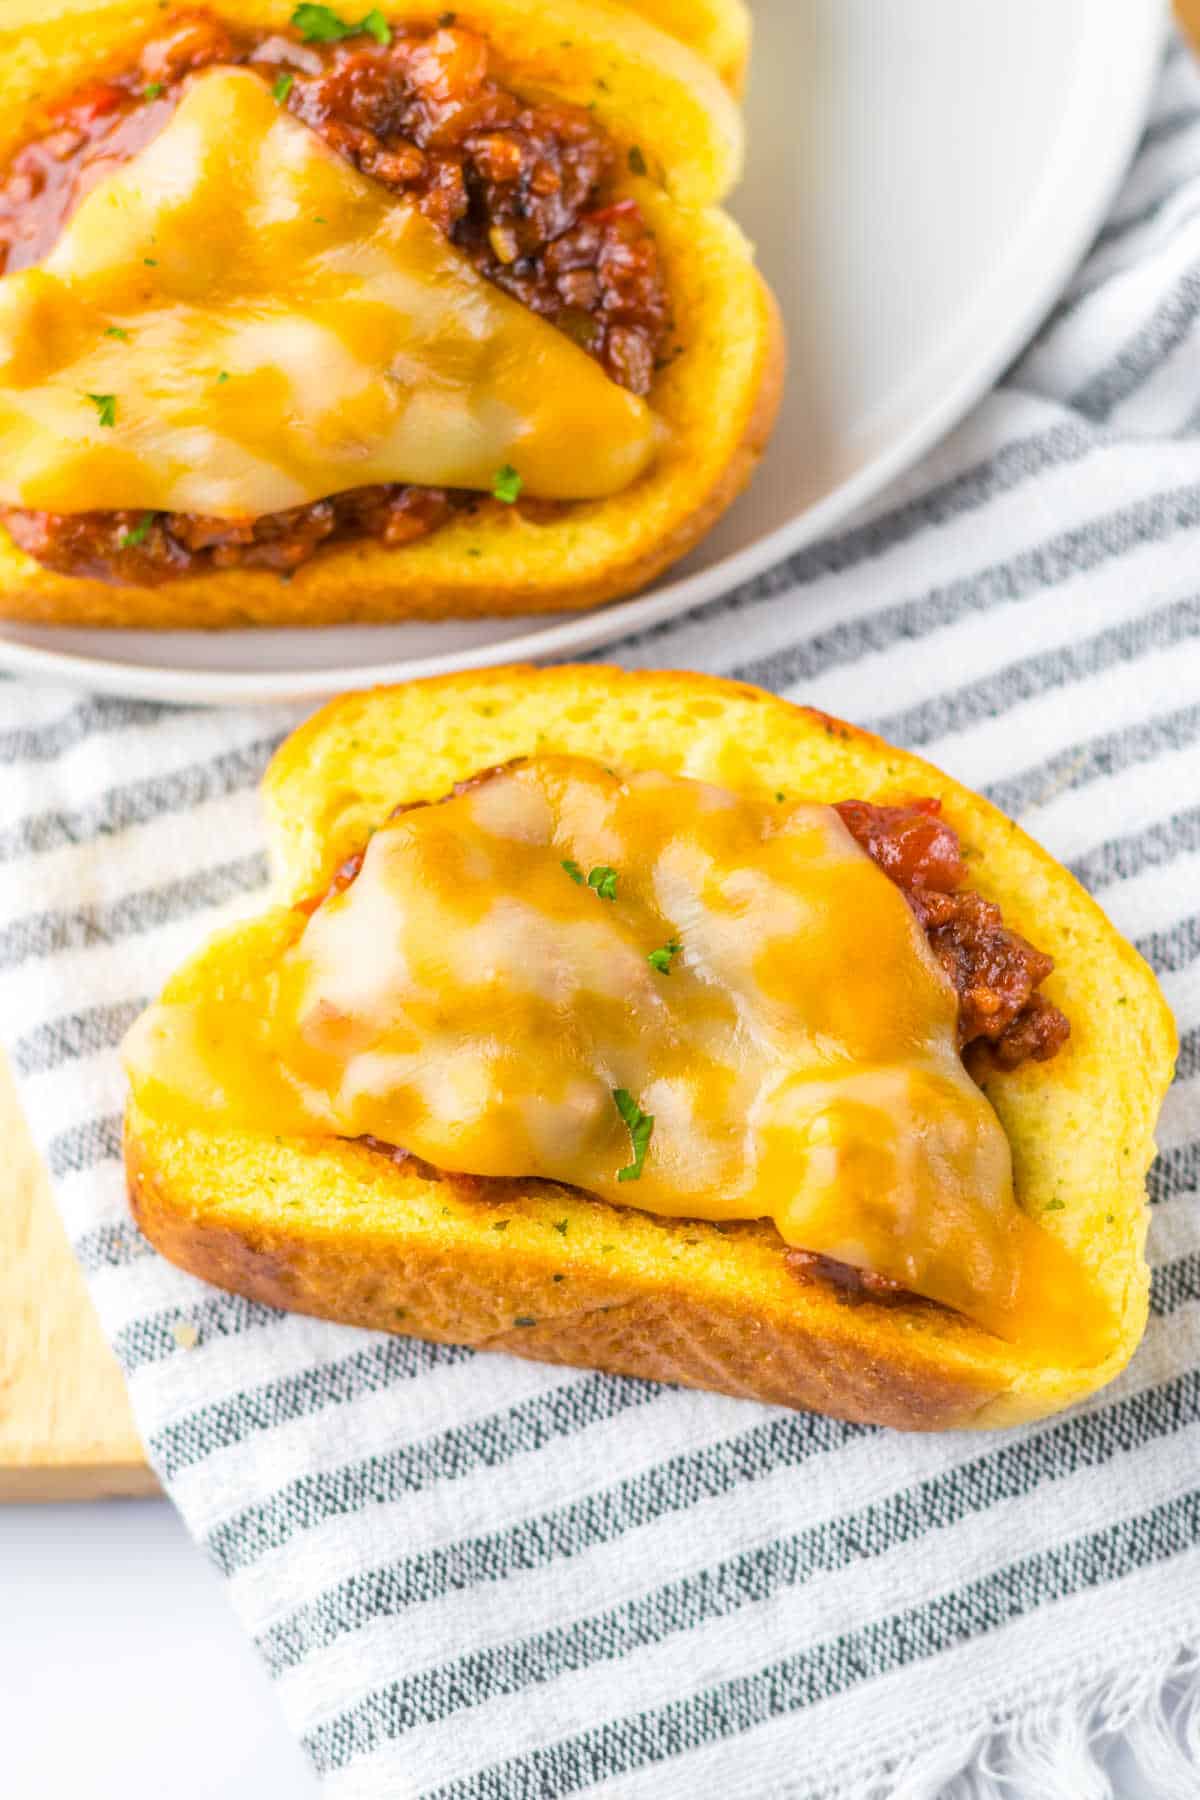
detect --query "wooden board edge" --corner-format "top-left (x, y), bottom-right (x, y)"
top-left (0, 1457), bottom-right (161, 1502)
top-left (1, 1051), bottom-right (155, 1500)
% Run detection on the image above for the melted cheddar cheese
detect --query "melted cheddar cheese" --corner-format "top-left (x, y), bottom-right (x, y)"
top-left (125, 756), bottom-right (1105, 1353)
top-left (0, 69), bottom-right (658, 515)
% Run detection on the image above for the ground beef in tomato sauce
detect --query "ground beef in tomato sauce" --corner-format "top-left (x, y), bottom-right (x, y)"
top-left (0, 10), bottom-right (669, 585)
top-left (834, 797), bottom-right (1070, 1069)
top-left (782, 1250), bottom-right (912, 1306)
top-left (1, 485), bottom-right (471, 582)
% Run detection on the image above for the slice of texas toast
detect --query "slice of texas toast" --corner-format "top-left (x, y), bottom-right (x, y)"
top-left (125, 667), bottom-right (1177, 1428)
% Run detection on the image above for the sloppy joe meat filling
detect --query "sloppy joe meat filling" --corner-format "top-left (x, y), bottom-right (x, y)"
top-left (309, 775), bottom-right (1068, 1312)
top-left (832, 797), bottom-right (1069, 1068)
top-left (0, 9), bottom-right (670, 584)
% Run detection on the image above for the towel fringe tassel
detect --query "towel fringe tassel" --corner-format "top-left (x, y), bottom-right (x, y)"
top-left (872, 1643), bottom-right (1200, 1799)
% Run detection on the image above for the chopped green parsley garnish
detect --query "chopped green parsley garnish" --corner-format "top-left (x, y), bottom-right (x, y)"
top-left (291, 4), bottom-right (391, 45)
top-left (104, 325), bottom-right (130, 341)
top-left (272, 71), bottom-right (295, 103)
top-left (492, 463), bottom-right (523, 504)
top-left (613, 1088), bottom-right (653, 1182)
top-left (86, 392), bottom-right (116, 428)
top-left (143, 257), bottom-right (158, 267)
top-left (647, 938), bottom-right (681, 975)
top-left (144, 81), bottom-right (165, 100)
top-left (217, 371), bottom-right (231, 384)
top-left (627, 145), bottom-right (647, 176)
top-left (1043, 1198), bottom-right (1065, 1213)
top-left (117, 512), bottom-right (157, 549)
top-left (564, 859), bottom-right (617, 900)
top-left (552, 1218), bottom-right (569, 1235)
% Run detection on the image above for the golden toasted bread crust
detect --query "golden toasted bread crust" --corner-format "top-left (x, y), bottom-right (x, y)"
top-left (619, 0), bottom-right (751, 90)
top-left (126, 1124), bottom-right (1005, 1429)
top-left (0, 3), bottom-right (776, 628)
top-left (123, 667), bottom-right (1179, 1427)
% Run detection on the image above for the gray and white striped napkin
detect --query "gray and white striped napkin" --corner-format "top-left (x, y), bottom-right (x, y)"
top-left (5, 36), bottom-right (1200, 1800)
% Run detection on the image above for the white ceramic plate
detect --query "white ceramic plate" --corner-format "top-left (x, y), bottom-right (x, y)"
top-left (0, 0), bottom-right (1169, 705)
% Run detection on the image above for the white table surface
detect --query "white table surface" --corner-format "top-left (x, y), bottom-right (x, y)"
top-left (0, 1498), bottom-right (1168, 1799)
top-left (1, 1500), bottom-right (317, 1800)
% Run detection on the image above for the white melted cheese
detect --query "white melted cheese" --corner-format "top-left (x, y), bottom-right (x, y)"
top-left (124, 754), bottom-right (1105, 1345)
top-left (0, 68), bottom-right (658, 515)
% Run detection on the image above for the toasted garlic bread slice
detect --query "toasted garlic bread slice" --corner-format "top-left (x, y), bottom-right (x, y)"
top-left (0, 4), bottom-right (776, 626)
top-left (124, 667), bottom-right (1177, 1430)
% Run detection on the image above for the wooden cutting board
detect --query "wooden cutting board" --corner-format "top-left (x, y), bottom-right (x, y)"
top-left (3, 7), bottom-right (1195, 1503)
top-left (0, 1050), bottom-right (157, 1498)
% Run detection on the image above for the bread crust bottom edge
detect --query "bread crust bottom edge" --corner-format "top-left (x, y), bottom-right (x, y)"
top-left (125, 1112), bottom-right (1015, 1431)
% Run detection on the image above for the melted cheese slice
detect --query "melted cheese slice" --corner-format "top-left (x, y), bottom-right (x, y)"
top-left (125, 755), bottom-right (1102, 1353)
top-left (0, 69), bottom-right (658, 515)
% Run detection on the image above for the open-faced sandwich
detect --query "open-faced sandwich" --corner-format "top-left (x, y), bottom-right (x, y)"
top-left (0, 2), bottom-right (779, 627)
top-left (123, 666), bottom-right (1177, 1430)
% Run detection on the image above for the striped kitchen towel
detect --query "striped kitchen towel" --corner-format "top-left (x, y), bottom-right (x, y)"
top-left (5, 34), bottom-right (1200, 1800)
